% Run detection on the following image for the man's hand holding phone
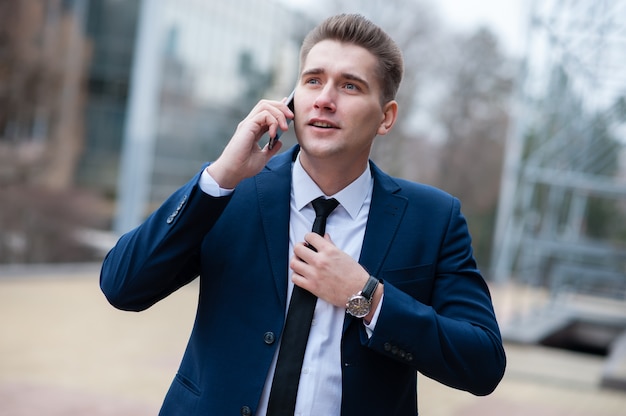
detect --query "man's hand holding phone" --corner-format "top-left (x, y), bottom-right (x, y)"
top-left (206, 91), bottom-right (295, 190)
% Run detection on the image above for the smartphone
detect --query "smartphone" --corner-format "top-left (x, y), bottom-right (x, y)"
top-left (269, 89), bottom-right (295, 150)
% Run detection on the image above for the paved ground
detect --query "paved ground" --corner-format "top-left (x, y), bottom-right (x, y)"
top-left (1, 264), bottom-right (625, 415)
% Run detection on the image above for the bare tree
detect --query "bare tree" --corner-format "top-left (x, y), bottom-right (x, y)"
top-left (432, 28), bottom-right (515, 265)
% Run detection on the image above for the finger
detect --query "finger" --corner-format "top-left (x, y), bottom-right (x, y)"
top-left (281, 97), bottom-right (295, 118)
top-left (253, 109), bottom-right (281, 135)
top-left (262, 99), bottom-right (293, 122)
top-left (291, 271), bottom-right (316, 295)
top-left (293, 241), bottom-right (317, 262)
top-left (303, 232), bottom-right (329, 252)
top-left (290, 254), bottom-right (315, 284)
top-left (265, 98), bottom-right (293, 129)
top-left (256, 111), bottom-right (291, 144)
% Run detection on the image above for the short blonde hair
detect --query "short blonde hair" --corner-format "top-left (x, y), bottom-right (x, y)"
top-left (300, 14), bottom-right (404, 103)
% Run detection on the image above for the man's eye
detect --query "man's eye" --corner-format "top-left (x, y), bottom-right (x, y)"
top-left (345, 83), bottom-right (358, 91)
top-left (306, 78), bottom-right (320, 85)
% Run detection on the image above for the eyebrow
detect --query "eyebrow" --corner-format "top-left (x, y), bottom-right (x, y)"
top-left (301, 68), bottom-right (370, 90)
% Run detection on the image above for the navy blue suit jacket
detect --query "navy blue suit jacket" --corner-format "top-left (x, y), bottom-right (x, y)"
top-left (101, 146), bottom-right (505, 415)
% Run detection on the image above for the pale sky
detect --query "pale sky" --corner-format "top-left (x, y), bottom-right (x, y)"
top-left (437, 0), bottom-right (528, 56)
top-left (282, 0), bottom-right (528, 56)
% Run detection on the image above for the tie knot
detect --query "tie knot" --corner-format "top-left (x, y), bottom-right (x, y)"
top-left (311, 197), bottom-right (339, 218)
top-left (310, 197), bottom-right (339, 236)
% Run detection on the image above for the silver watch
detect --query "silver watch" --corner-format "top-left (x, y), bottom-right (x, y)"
top-left (346, 275), bottom-right (379, 318)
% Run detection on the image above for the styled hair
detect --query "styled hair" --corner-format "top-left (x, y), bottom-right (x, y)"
top-left (300, 13), bottom-right (404, 103)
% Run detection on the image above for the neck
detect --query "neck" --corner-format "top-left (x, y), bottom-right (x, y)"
top-left (299, 153), bottom-right (368, 196)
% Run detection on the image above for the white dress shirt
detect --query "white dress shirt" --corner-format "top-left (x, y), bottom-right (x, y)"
top-left (199, 155), bottom-right (380, 416)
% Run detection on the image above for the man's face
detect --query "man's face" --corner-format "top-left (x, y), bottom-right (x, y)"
top-left (294, 40), bottom-right (395, 167)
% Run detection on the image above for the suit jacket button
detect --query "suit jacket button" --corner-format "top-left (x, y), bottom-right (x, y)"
top-left (263, 332), bottom-right (275, 345)
top-left (384, 342), bottom-right (392, 352)
top-left (240, 405), bottom-right (252, 416)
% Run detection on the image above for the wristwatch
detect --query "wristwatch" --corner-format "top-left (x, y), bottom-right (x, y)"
top-left (346, 275), bottom-right (380, 318)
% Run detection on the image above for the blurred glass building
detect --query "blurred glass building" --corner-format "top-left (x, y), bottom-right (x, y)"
top-left (0, 0), bottom-right (309, 232)
top-left (77, 0), bottom-right (311, 232)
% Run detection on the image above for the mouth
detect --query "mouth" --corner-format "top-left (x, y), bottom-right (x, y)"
top-left (309, 119), bottom-right (338, 129)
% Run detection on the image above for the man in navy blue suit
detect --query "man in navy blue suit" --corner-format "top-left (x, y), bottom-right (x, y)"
top-left (101, 13), bottom-right (505, 416)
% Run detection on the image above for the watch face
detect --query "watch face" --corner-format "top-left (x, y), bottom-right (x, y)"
top-left (347, 295), bottom-right (371, 318)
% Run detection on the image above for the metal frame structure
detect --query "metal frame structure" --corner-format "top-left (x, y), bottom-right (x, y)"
top-left (491, 0), bottom-right (626, 320)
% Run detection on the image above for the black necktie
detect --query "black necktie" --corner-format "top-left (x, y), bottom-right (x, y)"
top-left (266, 197), bottom-right (339, 415)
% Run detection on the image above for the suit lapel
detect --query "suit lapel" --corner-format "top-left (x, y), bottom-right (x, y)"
top-left (358, 162), bottom-right (407, 276)
top-left (343, 162), bottom-right (407, 331)
top-left (255, 147), bottom-right (297, 309)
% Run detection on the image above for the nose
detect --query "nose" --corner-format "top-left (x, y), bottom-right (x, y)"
top-left (313, 85), bottom-right (336, 112)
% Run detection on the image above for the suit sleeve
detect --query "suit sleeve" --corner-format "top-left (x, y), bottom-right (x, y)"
top-left (367, 198), bottom-right (506, 396)
top-left (100, 167), bottom-right (231, 311)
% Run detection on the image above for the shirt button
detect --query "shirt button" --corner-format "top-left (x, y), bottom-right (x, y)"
top-left (263, 332), bottom-right (275, 345)
top-left (302, 367), bottom-right (309, 374)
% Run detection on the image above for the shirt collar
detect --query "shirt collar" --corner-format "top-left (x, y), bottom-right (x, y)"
top-left (292, 153), bottom-right (372, 220)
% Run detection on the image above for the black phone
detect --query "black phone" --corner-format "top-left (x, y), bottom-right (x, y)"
top-left (269, 89), bottom-right (295, 150)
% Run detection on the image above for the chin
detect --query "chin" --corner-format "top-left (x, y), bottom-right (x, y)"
top-left (299, 139), bottom-right (342, 158)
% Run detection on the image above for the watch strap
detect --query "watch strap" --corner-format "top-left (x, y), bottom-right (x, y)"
top-left (361, 275), bottom-right (379, 301)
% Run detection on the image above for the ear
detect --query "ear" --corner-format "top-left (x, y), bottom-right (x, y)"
top-left (377, 100), bottom-right (398, 136)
